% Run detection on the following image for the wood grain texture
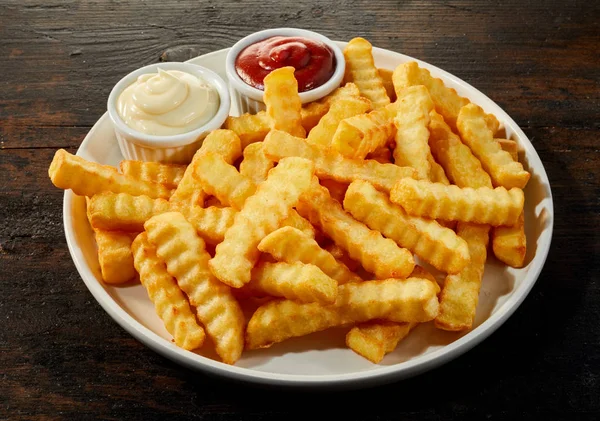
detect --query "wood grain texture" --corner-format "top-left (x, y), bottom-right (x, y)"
top-left (1, 0), bottom-right (598, 420)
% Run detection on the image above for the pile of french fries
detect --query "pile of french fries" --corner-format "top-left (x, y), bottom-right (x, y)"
top-left (48, 37), bottom-right (530, 365)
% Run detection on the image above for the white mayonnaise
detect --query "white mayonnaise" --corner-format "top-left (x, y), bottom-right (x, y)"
top-left (117, 68), bottom-right (219, 136)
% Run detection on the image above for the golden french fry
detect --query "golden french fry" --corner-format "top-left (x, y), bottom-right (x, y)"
top-left (319, 178), bottom-right (348, 203)
top-left (120, 160), bottom-right (186, 189)
top-left (490, 142), bottom-right (527, 268)
top-left (192, 152), bottom-right (311, 235)
top-left (346, 265), bottom-right (440, 364)
top-left (192, 152), bottom-right (256, 211)
top-left (223, 112), bottom-right (272, 149)
top-left (264, 130), bottom-right (418, 192)
top-left (346, 321), bottom-right (416, 363)
top-left (144, 212), bottom-right (245, 365)
top-left (411, 265), bottom-right (440, 294)
top-left (428, 110), bottom-right (492, 189)
top-left (209, 157), bottom-right (315, 288)
top-left (169, 129), bottom-right (242, 206)
top-left (344, 180), bottom-right (470, 274)
top-left (393, 61), bottom-right (469, 132)
top-left (257, 226), bottom-right (361, 285)
top-left (264, 66), bottom-right (306, 138)
top-left (175, 205), bottom-right (237, 246)
top-left (300, 82), bottom-right (362, 132)
top-left (131, 232), bottom-right (206, 350)
top-left (246, 261), bottom-right (338, 304)
top-left (343, 37), bottom-right (390, 109)
top-left (393, 85), bottom-right (435, 180)
top-left (297, 182), bottom-right (414, 279)
top-left (391, 179), bottom-right (524, 227)
top-left (331, 105), bottom-right (396, 160)
top-left (246, 277), bottom-right (439, 349)
top-left (492, 211), bottom-right (526, 268)
top-left (428, 155), bottom-right (450, 185)
top-left (435, 223), bottom-right (489, 331)
top-left (94, 230), bottom-right (138, 284)
top-left (280, 211), bottom-right (316, 239)
top-left (88, 192), bottom-right (170, 232)
top-left (224, 84), bottom-right (361, 147)
top-left (378, 68), bottom-right (396, 102)
top-left (48, 149), bottom-right (171, 199)
top-left (307, 96), bottom-right (372, 147)
top-left (239, 142), bottom-right (274, 185)
top-left (496, 138), bottom-right (519, 161)
top-left (457, 104), bottom-right (530, 189)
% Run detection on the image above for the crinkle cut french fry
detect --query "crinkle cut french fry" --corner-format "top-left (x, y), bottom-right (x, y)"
top-left (490, 142), bottom-right (527, 268)
top-left (144, 212), bottom-right (245, 365)
top-left (392, 61), bottom-right (470, 132)
top-left (239, 142), bottom-right (274, 185)
top-left (280, 211), bottom-right (316, 239)
top-left (88, 192), bottom-right (170, 232)
top-left (496, 138), bottom-right (519, 162)
top-left (331, 105), bottom-right (396, 160)
top-left (492, 210), bottom-right (526, 268)
top-left (257, 226), bottom-right (361, 285)
top-left (131, 233), bottom-right (206, 350)
top-left (263, 130), bottom-right (418, 193)
top-left (307, 96), bottom-right (372, 148)
top-left (224, 84), bottom-right (361, 148)
top-left (192, 152), bottom-right (256, 211)
top-left (428, 155), bottom-right (450, 185)
top-left (297, 182), bottom-right (414, 279)
top-left (264, 66), bottom-right (306, 138)
top-left (435, 223), bottom-right (489, 331)
top-left (246, 261), bottom-right (338, 304)
top-left (192, 152), bottom-right (311, 236)
top-left (175, 205), bottom-right (237, 246)
top-left (393, 85), bottom-right (435, 180)
top-left (457, 104), bottom-right (530, 189)
top-left (245, 277), bottom-right (439, 349)
top-left (85, 197), bottom-right (137, 285)
top-left (301, 82), bottom-right (362, 132)
top-left (390, 179), bottom-right (524, 227)
top-left (223, 112), bottom-right (272, 149)
top-left (343, 37), bottom-right (390, 109)
top-left (378, 68), bottom-right (397, 102)
top-left (344, 180), bottom-right (470, 274)
top-left (94, 230), bottom-right (138, 284)
top-left (346, 321), bottom-right (416, 364)
top-left (169, 129), bottom-right (242, 206)
top-left (428, 110), bottom-right (492, 189)
top-left (209, 157), bottom-right (315, 288)
top-left (411, 265), bottom-right (440, 294)
top-left (120, 160), bottom-right (186, 189)
top-left (48, 149), bottom-right (171, 199)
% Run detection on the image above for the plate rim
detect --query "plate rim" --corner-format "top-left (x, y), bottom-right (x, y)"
top-left (62, 43), bottom-right (554, 388)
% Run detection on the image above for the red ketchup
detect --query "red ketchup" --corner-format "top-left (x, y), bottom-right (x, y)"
top-left (234, 36), bottom-right (336, 92)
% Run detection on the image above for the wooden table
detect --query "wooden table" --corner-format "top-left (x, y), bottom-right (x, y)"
top-left (1, 0), bottom-right (598, 419)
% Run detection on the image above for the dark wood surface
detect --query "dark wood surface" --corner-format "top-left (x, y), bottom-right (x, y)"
top-left (1, 0), bottom-right (598, 419)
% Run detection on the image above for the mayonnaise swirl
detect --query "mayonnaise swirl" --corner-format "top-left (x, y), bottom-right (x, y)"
top-left (117, 68), bottom-right (219, 136)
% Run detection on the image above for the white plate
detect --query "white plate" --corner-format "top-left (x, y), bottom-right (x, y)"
top-left (63, 42), bottom-right (554, 389)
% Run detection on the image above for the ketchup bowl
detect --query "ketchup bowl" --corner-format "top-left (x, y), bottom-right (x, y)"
top-left (225, 27), bottom-right (346, 114)
top-left (107, 62), bottom-right (231, 164)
